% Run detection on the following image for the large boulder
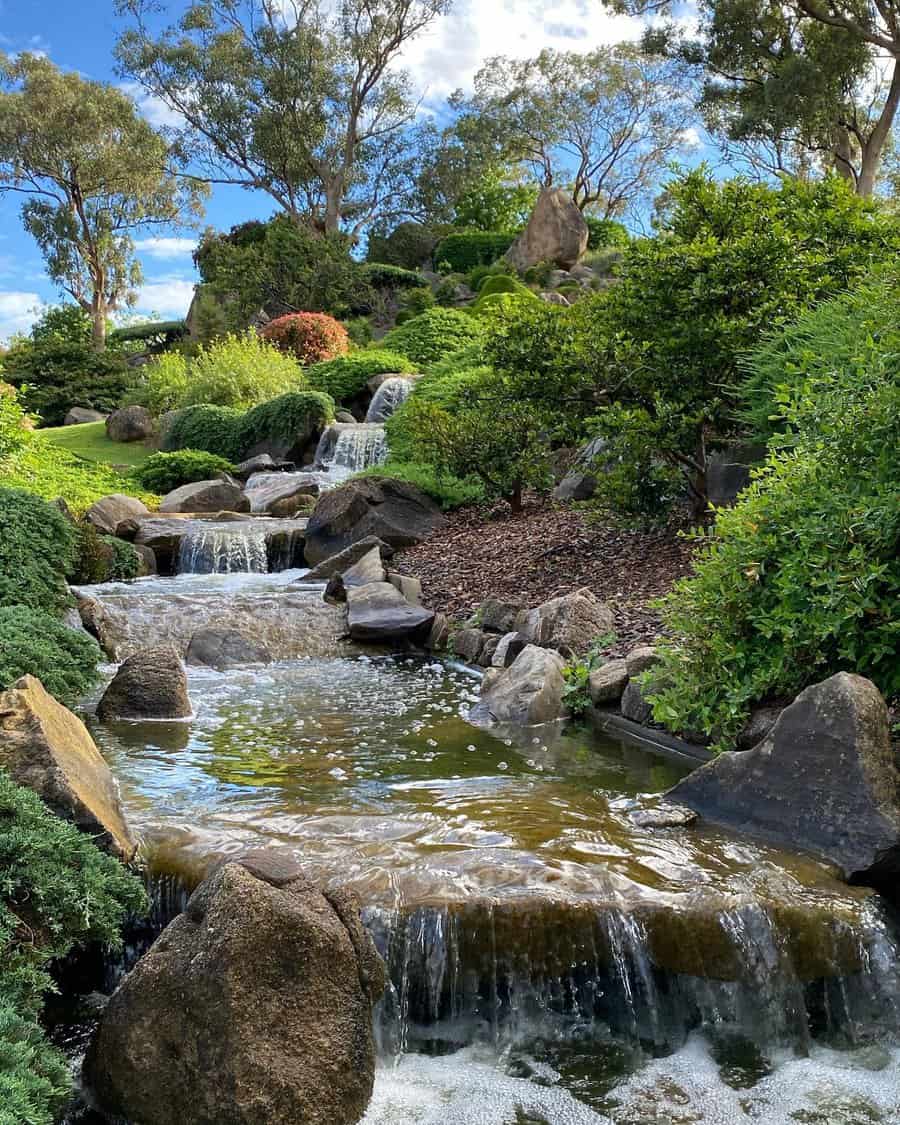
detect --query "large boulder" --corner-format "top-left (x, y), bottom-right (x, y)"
top-left (64, 406), bottom-right (106, 426)
top-left (476, 645), bottom-right (567, 725)
top-left (346, 581), bottom-right (435, 643)
top-left (97, 645), bottom-right (191, 720)
top-left (516, 588), bottom-right (614, 659)
top-left (186, 628), bottom-right (272, 670)
top-left (300, 535), bottom-right (395, 582)
top-left (324, 546), bottom-right (387, 604)
top-left (0, 676), bottom-right (134, 859)
top-left (158, 478), bottom-right (250, 514)
top-left (668, 673), bottom-right (900, 883)
top-left (84, 854), bottom-right (385, 1125)
top-left (505, 187), bottom-right (589, 272)
top-left (106, 405), bottom-right (153, 444)
top-left (85, 493), bottom-right (150, 536)
top-left (304, 478), bottom-right (446, 567)
top-left (267, 490), bottom-right (317, 519)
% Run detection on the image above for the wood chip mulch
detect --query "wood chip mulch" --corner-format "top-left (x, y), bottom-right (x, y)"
top-left (395, 499), bottom-right (698, 655)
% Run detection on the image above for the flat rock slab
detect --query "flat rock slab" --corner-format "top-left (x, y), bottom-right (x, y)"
top-left (668, 672), bottom-right (900, 883)
top-left (159, 479), bottom-right (250, 514)
top-left (346, 581), bottom-right (435, 643)
top-left (0, 675), bottom-right (135, 859)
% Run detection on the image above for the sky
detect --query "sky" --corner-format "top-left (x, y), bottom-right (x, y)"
top-left (0, 0), bottom-right (662, 342)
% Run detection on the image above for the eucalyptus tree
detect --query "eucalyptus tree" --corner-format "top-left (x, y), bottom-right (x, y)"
top-left (455, 44), bottom-right (695, 219)
top-left (0, 54), bottom-right (205, 348)
top-left (116, 0), bottom-right (451, 236)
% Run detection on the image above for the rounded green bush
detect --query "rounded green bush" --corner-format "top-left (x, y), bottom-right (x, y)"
top-left (306, 350), bottom-right (415, 403)
top-left (432, 231), bottom-right (515, 273)
top-left (476, 275), bottom-right (523, 297)
top-left (133, 450), bottom-right (236, 493)
top-left (161, 405), bottom-right (244, 460)
top-left (381, 308), bottom-right (485, 367)
top-left (237, 391), bottom-right (334, 453)
top-left (0, 606), bottom-right (101, 703)
top-left (181, 331), bottom-right (305, 410)
top-left (0, 488), bottom-right (77, 615)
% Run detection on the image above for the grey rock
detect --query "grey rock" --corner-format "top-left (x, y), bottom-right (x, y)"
top-left (346, 581), bottom-right (435, 643)
top-left (631, 805), bottom-right (698, 830)
top-left (625, 646), bottom-right (660, 678)
top-left (323, 547), bottom-right (387, 604)
top-left (669, 673), bottom-right (900, 882)
top-left (425, 613), bottom-right (451, 652)
top-left (620, 679), bottom-right (655, 725)
top-left (477, 644), bottom-right (567, 725)
top-left (300, 536), bottom-right (395, 581)
top-left (589, 659), bottom-right (629, 705)
top-left (387, 571), bottom-right (423, 606)
top-left (479, 635), bottom-right (501, 667)
top-left (84, 858), bottom-right (384, 1125)
top-left (304, 477), bottom-right (446, 567)
top-left (735, 705), bottom-right (784, 752)
top-left (84, 494), bottom-right (150, 536)
top-left (64, 406), bottom-right (106, 426)
top-left (491, 632), bottom-right (528, 669)
top-left (479, 598), bottom-right (524, 635)
top-left (158, 479), bottom-right (250, 514)
top-left (186, 628), bottom-right (272, 670)
top-left (539, 291), bottom-right (570, 306)
top-left (553, 436), bottom-right (608, 502)
top-left (516, 588), bottom-right (614, 659)
top-left (505, 187), bottom-right (589, 272)
top-left (453, 627), bottom-right (486, 664)
top-left (132, 542), bottom-right (157, 576)
top-left (267, 490), bottom-right (317, 519)
top-left (97, 645), bottom-right (191, 720)
top-left (232, 454), bottom-right (296, 481)
top-left (105, 405), bottom-right (153, 443)
top-left (335, 410), bottom-right (357, 424)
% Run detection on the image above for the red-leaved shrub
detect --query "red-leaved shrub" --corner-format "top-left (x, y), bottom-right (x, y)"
top-left (261, 312), bottom-right (349, 366)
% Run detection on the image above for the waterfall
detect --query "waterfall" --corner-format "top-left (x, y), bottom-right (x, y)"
top-left (177, 526), bottom-right (269, 574)
top-left (365, 377), bottom-right (414, 423)
top-left (314, 422), bottom-right (388, 475)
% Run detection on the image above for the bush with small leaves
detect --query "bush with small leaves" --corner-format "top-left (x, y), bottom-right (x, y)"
top-left (71, 523), bottom-right (141, 585)
top-left (381, 308), bottom-right (485, 367)
top-left (133, 450), bottom-right (236, 494)
top-left (180, 331), bottom-right (305, 410)
top-left (306, 350), bottom-right (415, 404)
top-left (161, 405), bottom-right (244, 460)
top-left (0, 488), bottom-right (77, 615)
top-left (236, 391), bottom-right (334, 454)
top-left (261, 312), bottom-right (349, 366)
top-left (433, 231), bottom-right (516, 273)
top-left (0, 606), bottom-right (101, 702)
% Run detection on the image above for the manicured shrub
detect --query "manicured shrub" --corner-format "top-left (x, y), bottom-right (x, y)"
top-left (360, 263), bottom-right (430, 290)
top-left (381, 308), bottom-right (486, 367)
top-left (365, 222), bottom-right (450, 270)
top-left (432, 231), bottom-right (515, 273)
top-left (0, 606), bottom-right (101, 702)
top-left (180, 331), bottom-right (304, 410)
top-left (127, 350), bottom-right (189, 416)
top-left (236, 391), bottom-right (334, 454)
top-left (467, 260), bottom-right (516, 291)
top-left (356, 462), bottom-right (485, 510)
top-left (161, 405), bottom-right (244, 460)
top-left (476, 275), bottom-right (525, 297)
top-left (133, 449), bottom-right (236, 493)
top-left (1, 340), bottom-right (135, 427)
top-left (261, 312), bottom-right (349, 366)
top-left (341, 316), bottom-right (373, 348)
top-left (71, 524), bottom-right (141, 585)
top-left (396, 286), bottom-right (436, 323)
top-left (471, 290), bottom-right (540, 318)
top-left (0, 489), bottom-right (76, 615)
top-left (306, 350), bottom-right (415, 404)
top-left (649, 271), bottom-right (900, 747)
top-left (584, 216), bottom-right (630, 249)
top-left (0, 769), bottom-right (147, 1124)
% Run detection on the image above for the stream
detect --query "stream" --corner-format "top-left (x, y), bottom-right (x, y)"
top-left (73, 560), bottom-right (900, 1122)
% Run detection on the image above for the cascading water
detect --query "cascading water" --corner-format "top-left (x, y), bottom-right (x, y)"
top-left (177, 525), bottom-right (269, 574)
top-left (331, 423), bottom-right (388, 471)
top-left (365, 376), bottom-right (414, 423)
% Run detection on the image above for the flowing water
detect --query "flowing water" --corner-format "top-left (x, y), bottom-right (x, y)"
top-left (76, 569), bottom-right (900, 1122)
top-left (366, 377), bottom-right (415, 424)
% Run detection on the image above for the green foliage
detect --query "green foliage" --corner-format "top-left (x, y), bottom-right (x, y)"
top-left (476, 275), bottom-right (527, 297)
top-left (0, 607), bottom-right (100, 703)
top-left (161, 404), bottom-right (243, 460)
top-left (1, 337), bottom-right (134, 427)
top-left (181, 331), bottom-right (304, 410)
top-left (107, 319), bottom-right (187, 345)
top-left (0, 384), bottom-right (32, 466)
top-left (356, 462), bottom-right (485, 510)
top-left (471, 291), bottom-right (540, 319)
top-left (236, 391), bottom-right (334, 453)
top-left (38, 421), bottom-right (154, 470)
top-left (0, 768), bottom-right (147, 1124)
top-left (133, 449), bottom-right (235, 494)
top-left (193, 216), bottom-right (373, 327)
top-left (453, 172), bottom-right (537, 232)
top-left (360, 263), bottom-right (429, 290)
top-left (584, 216), bottom-right (630, 249)
top-left (397, 286), bottom-right (436, 322)
top-left (71, 523), bottom-right (141, 585)
top-left (467, 260), bottom-right (516, 291)
top-left (341, 316), bottom-right (373, 348)
top-left (0, 488), bottom-right (76, 614)
top-left (562, 636), bottom-right (617, 716)
top-left (0, 436), bottom-right (158, 514)
top-left (365, 222), bottom-right (449, 270)
top-left (649, 270), bottom-right (900, 746)
top-left (382, 307), bottom-right (486, 366)
top-left (432, 232), bottom-right (515, 273)
top-left (306, 350), bottom-right (415, 403)
top-left (28, 304), bottom-right (94, 345)
top-left (127, 350), bottom-right (189, 416)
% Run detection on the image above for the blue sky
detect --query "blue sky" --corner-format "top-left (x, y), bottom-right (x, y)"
top-left (0, 0), bottom-right (672, 341)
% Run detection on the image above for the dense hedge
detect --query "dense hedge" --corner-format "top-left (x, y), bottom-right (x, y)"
top-left (306, 350), bottom-right (416, 403)
top-left (133, 450), bottom-right (236, 493)
top-left (0, 489), bottom-right (77, 615)
top-left (0, 770), bottom-right (147, 1124)
top-left (381, 308), bottom-right (486, 367)
top-left (237, 391), bottom-right (334, 453)
top-left (360, 263), bottom-right (430, 291)
top-left (365, 222), bottom-right (451, 270)
top-left (71, 523), bottom-right (141, 585)
top-left (161, 405), bottom-right (244, 461)
top-left (650, 269), bottom-right (900, 746)
top-left (433, 231), bottom-right (515, 273)
top-left (0, 607), bottom-right (101, 703)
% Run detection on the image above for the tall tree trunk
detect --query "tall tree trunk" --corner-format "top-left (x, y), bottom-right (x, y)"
top-left (857, 58), bottom-right (900, 198)
top-left (323, 175), bottom-right (344, 232)
top-left (90, 302), bottom-right (107, 351)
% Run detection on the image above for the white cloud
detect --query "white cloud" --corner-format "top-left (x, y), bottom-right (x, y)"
top-left (680, 126), bottom-right (703, 148)
top-left (119, 81), bottom-right (186, 129)
top-left (134, 237), bottom-right (197, 260)
top-left (397, 0), bottom-right (646, 105)
top-left (132, 276), bottom-right (196, 320)
top-left (0, 291), bottom-right (45, 344)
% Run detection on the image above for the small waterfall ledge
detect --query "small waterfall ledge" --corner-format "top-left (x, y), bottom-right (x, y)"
top-left (365, 377), bottom-right (414, 424)
top-left (132, 517), bottom-right (308, 576)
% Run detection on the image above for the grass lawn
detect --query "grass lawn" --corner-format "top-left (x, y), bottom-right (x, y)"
top-left (41, 421), bottom-right (154, 470)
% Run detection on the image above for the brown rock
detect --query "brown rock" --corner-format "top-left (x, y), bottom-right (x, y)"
top-left (476, 644), bottom-right (567, 725)
top-left (158, 479), bottom-right (250, 515)
top-left (516, 588), bottom-right (614, 659)
top-left (589, 659), bottom-right (629, 705)
top-left (84, 858), bottom-right (385, 1125)
top-left (106, 405), bottom-right (153, 443)
top-left (0, 676), bottom-right (134, 859)
top-left (505, 187), bottom-right (589, 272)
top-left (85, 494), bottom-right (150, 536)
top-left (97, 645), bottom-right (191, 720)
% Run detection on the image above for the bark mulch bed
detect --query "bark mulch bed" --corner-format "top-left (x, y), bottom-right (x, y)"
top-left (395, 499), bottom-right (697, 655)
